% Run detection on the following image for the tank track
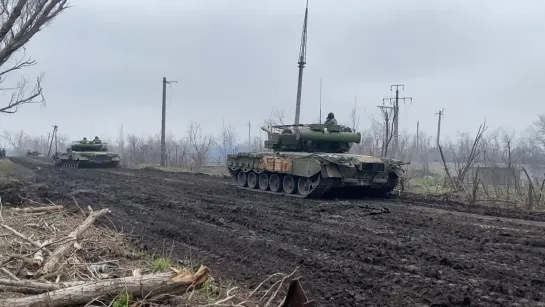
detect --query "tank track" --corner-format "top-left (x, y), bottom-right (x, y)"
top-left (56, 160), bottom-right (119, 168)
top-left (235, 176), bottom-right (335, 199)
top-left (233, 172), bottom-right (401, 199)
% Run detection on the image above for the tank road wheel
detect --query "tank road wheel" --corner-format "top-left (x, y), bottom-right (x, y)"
top-left (258, 173), bottom-right (269, 191)
top-left (298, 175), bottom-right (320, 197)
top-left (269, 174), bottom-right (281, 192)
top-left (247, 172), bottom-right (258, 189)
top-left (237, 170), bottom-right (248, 187)
top-left (283, 175), bottom-right (297, 194)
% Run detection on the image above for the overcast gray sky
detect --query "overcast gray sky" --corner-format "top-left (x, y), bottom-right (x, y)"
top-left (1, 0), bottom-right (544, 144)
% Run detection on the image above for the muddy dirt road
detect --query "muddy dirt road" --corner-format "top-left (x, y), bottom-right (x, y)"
top-left (7, 157), bottom-right (545, 306)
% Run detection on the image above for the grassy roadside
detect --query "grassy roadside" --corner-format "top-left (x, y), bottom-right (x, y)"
top-left (0, 159), bottom-right (16, 183)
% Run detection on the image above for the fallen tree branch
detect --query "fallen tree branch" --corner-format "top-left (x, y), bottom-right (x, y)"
top-left (0, 268), bottom-right (19, 281)
top-left (11, 205), bottom-right (63, 214)
top-left (0, 265), bottom-right (210, 307)
top-left (0, 278), bottom-right (61, 291)
top-left (37, 208), bottom-right (110, 276)
top-left (0, 224), bottom-right (42, 249)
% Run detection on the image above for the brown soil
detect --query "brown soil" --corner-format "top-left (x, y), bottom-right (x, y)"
top-left (6, 157), bottom-right (545, 307)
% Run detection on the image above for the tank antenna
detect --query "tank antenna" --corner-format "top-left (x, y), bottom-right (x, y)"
top-left (319, 77), bottom-right (322, 122)
top-left (293, 0), bottom-right (308, 126)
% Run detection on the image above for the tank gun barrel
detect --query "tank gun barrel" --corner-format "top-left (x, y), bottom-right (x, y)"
top-left (296, 130), bottom-right (361, 143)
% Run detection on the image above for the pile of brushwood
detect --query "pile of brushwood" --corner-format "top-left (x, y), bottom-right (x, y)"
top-left (0, 197), bottom-right (300, 307)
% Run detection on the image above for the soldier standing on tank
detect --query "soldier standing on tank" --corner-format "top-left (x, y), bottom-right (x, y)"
top-left (324, 112), bottom-right (337, 128)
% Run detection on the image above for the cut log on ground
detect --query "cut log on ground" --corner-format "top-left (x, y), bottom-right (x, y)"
top-left (0, 265), bottom-right (210, 307)
top-left (36, 208), bottom-right (110, 276)
top-left (11, 206), bottom-right (64, 214)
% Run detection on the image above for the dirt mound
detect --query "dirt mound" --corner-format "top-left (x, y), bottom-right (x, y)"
top-left (9, 157), bottom-right (545, 306)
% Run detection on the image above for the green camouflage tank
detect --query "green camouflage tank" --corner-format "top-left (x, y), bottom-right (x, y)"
top-left (226, 123), bottom-right (409, 198)
top-left (53, 138), bottom-right (120, 168)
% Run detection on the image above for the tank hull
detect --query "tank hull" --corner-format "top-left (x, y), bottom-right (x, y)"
top-left (54, 152), bottom-right (121, 168)
top-left (226, 151), bottom-right (406, 198)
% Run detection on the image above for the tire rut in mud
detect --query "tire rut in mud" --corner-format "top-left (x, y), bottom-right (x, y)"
top-left (8, 157), bottom-right (545, 307)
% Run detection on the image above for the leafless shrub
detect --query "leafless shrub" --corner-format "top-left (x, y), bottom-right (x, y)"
top-left (187, 122), bottom-right (214, 172)
top-left (446, 121), bottom-right (488, 186)
top-left (216, 122), bottom-right (238, 164)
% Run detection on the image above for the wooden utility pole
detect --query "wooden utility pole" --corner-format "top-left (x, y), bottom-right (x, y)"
top-left (47, 125), bottom-right (58, 157)
top-left (161, 77), bottom-right (177, 167)
top-left (248, 121), bottom-right (251, 151)
top-left (377, 104), bottom-right (394, 157)
top-left (383, 85), bottom-right (412, 159)
top-left (416, 121), bottom-right (420, 149)
top-left (436, 109), bottom-right (445, 147)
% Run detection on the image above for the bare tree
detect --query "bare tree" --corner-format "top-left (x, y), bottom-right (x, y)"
top-left (264, 107), bottom-right (286, 127)
top-left (441, 121), bottom-right (488, 189)
top-left (216, 122), bottom-right (238, 164)
top-left (366, 108), bottom-right (395, 157)
top-left (532, 114), bottom-right (545, 152)
top-left (187, 122), bottom-right (214, 172)
top-left (3, 129), bottom-right (26, 154)
top-left (348, 100), bottom-right (360, 131)
top-left (0, 0), bottom-right (69, 113)
top-left (174, 137), bottom-right (189, 168)
top-left (250, 136), bottom-right (264, 152)
top-left (114, 126), bottom-right (127, 165)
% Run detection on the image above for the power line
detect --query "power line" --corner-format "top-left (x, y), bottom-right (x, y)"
top-left (377, 104), bottom-right (394, 157)
top-left (383, 84), bottom-right (412, 159)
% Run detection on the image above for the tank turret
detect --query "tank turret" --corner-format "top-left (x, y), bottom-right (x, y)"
top-left (69, 141), bottom-right (108, 152)
top-left (261, 123), bottom-right (361, 153)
